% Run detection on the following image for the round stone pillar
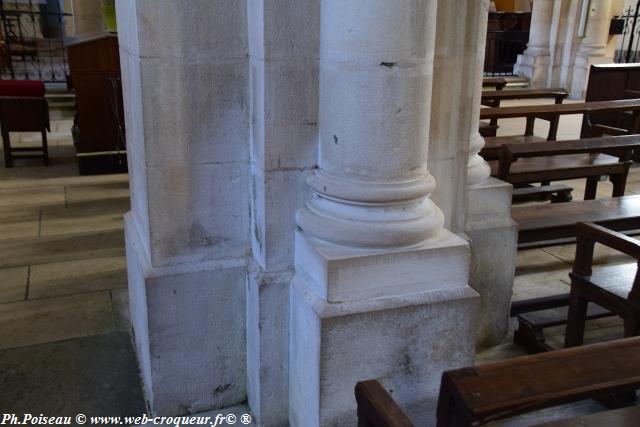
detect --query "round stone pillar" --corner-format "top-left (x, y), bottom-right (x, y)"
top-left (571, 0), bottom-right (614, 97)
top-left (577, 0), bottom-right (613, 58)
top-left (468, 0), bottom-right (492, 186)
top-left (296, 0), bottom-right (444, 248)
top-left (525, 0), bottom-right (554, 57)
top-left (515, 0), bottom-right (554, 86)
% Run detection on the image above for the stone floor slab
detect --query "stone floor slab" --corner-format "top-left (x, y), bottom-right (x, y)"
top-left (0, 266), bottom-right (28, 304)
top-left (0, 209), bottom-right (39, 239)
top-left (65, 182), bottom-right (130, 206)
top-left (0, 291), bottom-right (114, 350)
top-left (111, 289), bottom-right (131, 332)
top-left (0, 230), bottom-right (125, 269)
top-left (0, 332), bottom-right (145, 416)
top-left (29, 256), bottom-right (127, 299)
top-left (39, 201), bottom-right (128, 237)
top-left (0, 186), bottom-right (65, 209)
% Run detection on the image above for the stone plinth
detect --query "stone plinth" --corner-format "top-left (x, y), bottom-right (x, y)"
top-left (289, 230), bottom-right (479, 425)
top-left (124, 215), bottom-right (247, 415)
top-left (466, 178), bottom-right (518, 348)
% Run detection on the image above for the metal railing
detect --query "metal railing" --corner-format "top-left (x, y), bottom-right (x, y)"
top-left (0, 0), bottom-right (71, 83)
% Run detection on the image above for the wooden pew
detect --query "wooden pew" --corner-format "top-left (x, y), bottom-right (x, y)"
top-left (355, 337), bottom-right (640, 426)
top-left (514, 222), bottom-right (640, 354)
top-left (481, 88), bottom-right (569, 108)
top-left (480, 99), bottom-right (640, 160)
top-left (482, 76), bottom-right (507, 91)
top-left (493, 136), bottom-right (640, 202)
top-left (480, 88), bottom-right (570, 137)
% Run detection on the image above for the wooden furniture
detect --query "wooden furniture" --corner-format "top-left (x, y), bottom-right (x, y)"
top-left (581, 63), bottom-right (640, 139)
top-left (512, 194), bottom-right (640, 250)
top-left (493, 136), bottom-right (640, 202)
top-left (482, 77), bottom-right (508, 91)
top-left (355, 380), bottom-right (414, 427)
top-left (355, 338), bottom-right (640, 426)
top-left (510, 195), bottom-right (640, 352)
top-left (482, 88), bottom-right (569, 130)
top-left (564, 222), bottom-right (640, 347)
top-left (436, 338), bottom-right (640, 426)
top-left (480, 99), bottom-right (640, 160)
top-left (0, 80), bottom-right (50, 167)
top-left (65, 32), bottom-right (126, 175)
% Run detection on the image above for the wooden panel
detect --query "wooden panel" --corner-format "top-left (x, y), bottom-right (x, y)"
top-left (67, 35), bottom-right (125, 174)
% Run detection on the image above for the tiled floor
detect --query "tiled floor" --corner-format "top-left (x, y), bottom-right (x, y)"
top-left (0, 97), bottom-right (637, 422)
top-left (0, 109), bottom-right (145, 415)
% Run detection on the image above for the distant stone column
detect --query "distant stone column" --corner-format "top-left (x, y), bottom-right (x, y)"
top-left (514, 0), bottom-right (554, 87)
top-left (290, 1), bottom-right (478, 424)
top-left (572, 0), bottom-right (614, 97)
top-left (71, 0), bottom-right (103, 34)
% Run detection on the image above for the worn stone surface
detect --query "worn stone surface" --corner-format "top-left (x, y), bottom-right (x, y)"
top-left (0, 229), bottom-right (124, 269)
top-left (290, 275), bottom-right (479, 426)
top-left (0, 332), bottom-right (145, 416)
top-left (0, 266), bottom-right (28, 304)
top-left (29, 256), bottom-right (127, 299)
top-left (246, 268), bottom-right (290, 427)
top-left (0, 291), bottom-right (114, 350)
top-left (466, 178), bottom-right (517, 348)
top-left (125, 215), bottom-right (247, 416)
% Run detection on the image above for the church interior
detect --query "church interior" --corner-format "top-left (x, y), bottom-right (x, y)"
top-left (2, 0), bottom-right (640, 426)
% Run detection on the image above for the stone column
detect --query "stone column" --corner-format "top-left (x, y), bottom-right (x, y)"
top-left (571, 0), bottom-right (614, 97)
top-left (71, 0), bottom-right (103, 34)
top-left (245, 1), bottom-right (319, 425)
top-left (464, 0), bottom-right (519, 349)
top-left (290, 1), bottom-right (479, 424)
top-left (117, 0), bottom-right (250, 415)
top-left (515, 0), bottom-right (555, 86)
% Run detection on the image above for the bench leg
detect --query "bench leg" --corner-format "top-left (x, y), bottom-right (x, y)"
top-left (41, 130), bottom-right (49, 166)
top-left (610, 170), bottom-right (628, 198)
top-left (548, 116), bottom-right (560, 141)
top-left (525, 116), bottom-right (535, 136)
top-left (584, 177), bottom-right (599, 200)
top-left (564, 291), bottom-right (588, 348)
top-left (2, 131), bottom-right (12, 168)
top-left (624, 315), bottom-right (640, 338)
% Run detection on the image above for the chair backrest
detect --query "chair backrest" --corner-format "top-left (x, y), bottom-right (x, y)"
top-left (0, 79), bottom-right (45, 97)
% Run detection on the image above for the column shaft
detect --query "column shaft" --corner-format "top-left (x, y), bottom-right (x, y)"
top-left (296, 0), bottom-right (443, 248)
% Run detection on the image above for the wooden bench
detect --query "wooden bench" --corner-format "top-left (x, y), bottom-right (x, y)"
top-left (515, 222), bottom-right (640, 353)
top-left (493, 136), bottom-right (640, 202)
top-left (482, 77), bottom-right (507, 91)
top-left (481, 88), bottom-right (569, 135)
top-left (355, 337), bottom-right (640, 426)
top-left (510, 195), bottom-right (640, 350)
top-left (479, 99), bottom-right (640, 160)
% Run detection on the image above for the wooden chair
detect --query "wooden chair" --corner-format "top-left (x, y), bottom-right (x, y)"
top-left (0, 80), bottom-right (50, 167)
top-left (564, 222), bottom-right (640, 347)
